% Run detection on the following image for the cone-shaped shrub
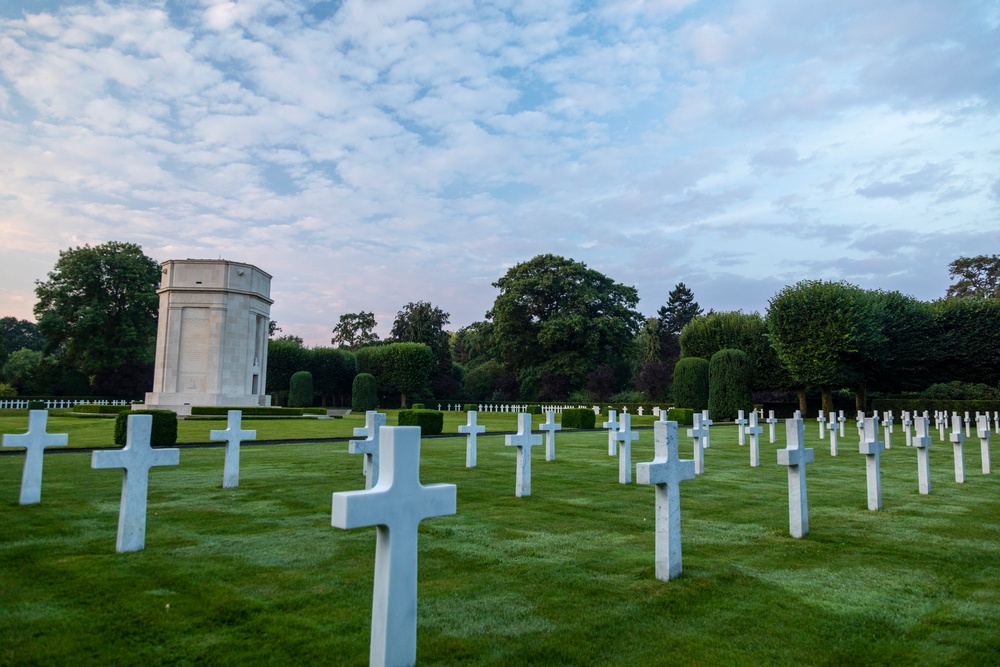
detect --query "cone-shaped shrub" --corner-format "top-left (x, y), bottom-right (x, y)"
top-left (673, 357), bottom-right (709, 411)
top-left (709, 348), bottom-right (753, 420)
top-left (352, 373), bottom-right (378, 412)
top-left (288, 371), bottom-right (313, 407)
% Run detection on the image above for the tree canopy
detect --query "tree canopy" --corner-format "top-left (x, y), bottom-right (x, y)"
top-left (34, 242), bottom-right (160, 377)
top-left (1, 317), bottom-right (45, 353)
top-left (331, 311), bottom-right (380, 349)
top-left (946, 254), bottom-right (1000, 299)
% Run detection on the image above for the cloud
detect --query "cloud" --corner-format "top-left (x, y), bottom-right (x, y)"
top-left (855, 163), bottom-right (952, 200)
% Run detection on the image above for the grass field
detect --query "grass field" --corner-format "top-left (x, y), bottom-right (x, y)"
top-left (2, 420), bottom-right (999, 665)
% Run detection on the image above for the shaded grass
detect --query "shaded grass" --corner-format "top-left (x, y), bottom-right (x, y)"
top-left (1, 424), bottom-right (999, 665)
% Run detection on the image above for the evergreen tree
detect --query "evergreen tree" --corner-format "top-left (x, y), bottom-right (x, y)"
top-left (656, 282), bottom-right (703, 367)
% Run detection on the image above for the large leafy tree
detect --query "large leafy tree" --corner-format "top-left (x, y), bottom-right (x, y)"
top-left (390, 301), bottom-right (453, 398)
top-left (487, 254), bottom-right (642, 399)
top-left (331, 312), bottom-right (380, 349)
top-left (34, 242), bottom-right (160, 377)
top-left (1, 317), bottom-right (45, 353)
top-left (355, 342), bottom-right (435, 407)
top-left (946, 254), bottom-right (1000, 299)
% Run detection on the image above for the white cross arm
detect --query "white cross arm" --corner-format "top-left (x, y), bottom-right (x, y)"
top-left (332, 483), bottom-right (456, 530)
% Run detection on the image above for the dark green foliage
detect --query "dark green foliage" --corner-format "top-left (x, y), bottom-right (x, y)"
top-left (464, 359), bottom-right (504, 402)
top-left (463, 403), bottom-right (478, 411)
top-left (288, 371), bottom-right (313, 407)
top-left (1, 317), bottom-right (44, 353)
top-left (355, 342), bottom-right (435, 407)
top-left (526, 405), bottom-right (542, 414)
top-left (189, 406), bottom-right (304, 416)
top-left (871, 398), bottom-right (1000, 414)
top-left (27, 400), bottom-right (46, 410)
top-left (920, 381), bottom-right (1000, 400)
top-left (680, 311), bottom-right (792, 391)
top-left (302, 408), bottom-right (327, 415)
top-left (411, 403), bottom-right (426, 410)
top-left (396, 409), bottom-right (443, 435)
top-left (308, 346), bottom-right (357, 406)
top-left (331, 311), bottom-right (379, 348)
top-left (708, 349), bottom-right (753, 420)
top-left (114, 409), bottom-right (177, 447)
top-left (657, 282), bottom-right (702, 368)
top-left (391, 301), bottom-right (454, 399)
top-left (351, 373), bottom-right (378, 412)
top-left (931, 297), bottom-right (1000, 386)
top-left (586, 364), bottom-right (617, 402)
top-left (0, 383), bottom-right (15, 398)
top-left (635, 362), bottom-right (672, 401)
top-left (265, 339), bottom-right (310, 395)
top-left (673, 357), bottom-right (709, 411)
top-left (946, 254), bottom-right (1000, 299)
top-left (74, 404), bottom-right (131, 415)
top-left (33, 242), bottom-right (159, 376)
top-left (2, 349), bottom-right (47, 394)
top-left (90, 360), bottom-right (153, 400)
top-left (560, 408), bottom-right (596, 429)
top-left (666, 407), bottom-right (694, 426)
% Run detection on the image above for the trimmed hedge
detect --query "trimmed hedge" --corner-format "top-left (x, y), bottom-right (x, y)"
top-left (561, 408), bottom-right (596, 429)
top-left (463, 403), bottom-right (478, 412)
top-left (303, 408), bottom-right (327, 415)
top-left (74, 404), bottom-right (131, 414)
top-left (674, 357), bottom-right (709, 411)
top-left (397, 409), bottom-right (443, 435)
top-left (526, 405), bottom-right (542, 414)
top-left (190, 406), bottom-right (305, 416)
top-left (667, 407), bottom-right (695, 426)
top-left (27, 401), bottom-right (46, 410)
top-left (114, 410), bottom-right (178, 447)
top-left (411, 403), bottom-right (426, 410)
top-left (871, 399), bottom-right (1000, 415)
top-left (352, 373), bottom-right (378, 412)
top-left (288, 371), bottom-right (313, 408)
top-left (708, 349), bottom-right (753, 421)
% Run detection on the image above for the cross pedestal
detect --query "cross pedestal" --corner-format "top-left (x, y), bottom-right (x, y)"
top-left (687, 414), bottom-right (707, 475)
top-left (209, 410), bottom-right (256, 488)
top-left (539, 410), bottom-right (562, 462)
top-left (617, 413), bottom-right (639, 484)
top-left (950, 415), bottom-right (966, 483)
top-left (860, 417), bottom-right (884, 511)
top-left (350, 411), bottom-right (386, 489)
top-left (776, 418), bottom-right (814, 538)
top-left (2, 410), bottom-right (68, 504)
top-left (766, 411), bottom-right (778, 443)
top-left (700, 410), bottom-right (713, 448)
top-left (735, 410), bottom-right (747, 446)
top-left (603, 410), bottom-right (620, 456)
top-left (91, 414), bottom-right (180, 553)
top-left (977, 415), bottom-right (991, 475)
top-left (636, 421), bottom-right (696, 581)
top-left (458, 411), bottom-right (486, 468)
top-left (331, 426), bottom-right (456, 667)
top-left (746, 412), bottom-right (763, 467)
top-left (506, 413), bottom-right (542, 497)
top-left (914, 416), bottom-right (932, 494)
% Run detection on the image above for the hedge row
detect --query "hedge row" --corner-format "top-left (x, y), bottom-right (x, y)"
top-left (560, 408), bottom-right (596, 429)
top-left (397, 409), bottom-right (444, 436)
top-left (666, 408), bottom-right (695, 426)
top-left (190, 406), bottom-right (305, 417)
top-left (871, 399), bottom-right (1000, 415)
top-left (74, 404), bottom-right (130, 414)
top-left (114, 410), bottom-right (178, 447)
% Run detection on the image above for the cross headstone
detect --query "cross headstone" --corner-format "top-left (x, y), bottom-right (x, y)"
top-left (539, 410), bottom-right (562, 462)
top-left (950, 414), bottom-right (966, 483)
top-left (687, 413), bottom-right (707, 475)
top-left (700, 410), bottom-right (713, 448)
top-left (856, 411), bottom-right (865, 443)
top-left (331, 426), bottom-right (456, 667)
top-left (817, 410), bottom-right (826, 439)
top-left (209, 410), bottom-right (256, 488)
top-left (902, 411), bottom-right (913, 447)
top-left (977, 414), bottom-right (991, 475)
top-left (882, 411), bottom-right (893, 449)
top-left (938, 411), bottom-right (947, 441)
top-left (659, 410), bottom-right (668, 423)
top-left (838, 410), bottom-right (846, 437)
top-left (766, 410), bottom-right (778, 443)
top-left (603, 410), bottom-right (620, 456)
top-left (746, 411), bottom-right (763, 467)
top-left (638, 406), bottom-right (644, 416)
top-left (964, 411), bottom-right (971, 438)
top-left (914, 415), bottom-right (932, 494)
top-left (735, 410), bottom-right (748, 446)
top-left (91, 414), bottom-right (180, 552)
top-left (652, 407), bottom-right (660, 417)
top-left (350, 411), bottom-right (387, 489)
top-left (829, 417), bottom-right (839, 456)
top-left (506, 413), bottom-right (542, 497)
top-left (636, 420), bottom-right (696, 581)
top-left (617, 413), bottom-right (639, 484)
top-left (458, 411), bottom-right (486, 468)
top-left (859, 416), bottom-right (884, 511)
top-left (776, 418), bottom-right (814, 538)
top-left (2, 410), bottom-right (68, 504)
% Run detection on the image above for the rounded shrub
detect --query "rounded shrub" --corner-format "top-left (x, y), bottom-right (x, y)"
top-left (708, 348), bottom-right (754, 420)
top-left (397, 409), bottom-right (444, 435)
top-left (411, 403), bottom-right (426, 410)
top-left (673, 357), bottom-right (709, 411)
top-left (352, 373), bottom-right (378, 412)
top-left (561, 408), bottom-right (597, 429)
top-left (288, 371), bottom-right (313, 408)
top-left (114, 410), bottom-right (178, 447)
top-left (462, 403), bottom-right (478, 412)
top-left (666, 407), bottom-right (694, 426)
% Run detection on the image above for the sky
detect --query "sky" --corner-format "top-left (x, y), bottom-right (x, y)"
top-left (1, 0), bottom-right (998, 347)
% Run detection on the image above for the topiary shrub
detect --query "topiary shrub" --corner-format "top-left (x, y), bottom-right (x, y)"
top-left (561, 408), bottom-right (597, 429)
top-left (288, 371), bottom-right (313, 408)
top-left (74, 404), bottom-right (130, 415)
top-left (411, 403), bottom-right (425, 410)
top-left (27, 400), bottom-right (46, 410)
top-left (352, 373), bottom-right (378, 412)
top-left (114, 410), bottom-right (178, 447)
top-left (527, 405), bottom-right (542, 414)
top-left (708, 348), bottom-right (753, 420)
top-left (463, 403), bottom-right (478, 412)
top-left (397, 409), bottom-right (444, 435)
top-left (673, 357), bottom-right (709, 411)
top-left (666, 407), bottom-right (694, 426)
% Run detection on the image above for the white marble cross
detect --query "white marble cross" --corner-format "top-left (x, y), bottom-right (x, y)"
top-left (350, 411), bottom-right (387, 489)
top-left (735, 410), bottom-right (748, 446)
top-left (2, 410), bottom-right (68, 504)
top-left (829, 417), bottom-right (839, 456)
top-left (902, 411), bottom-right (913, 447)
top-left (617, 413), bottom-right (639, 484)
top-left (838, 410), bottom-right (846, 437)
top-left (856, 411), bottom-right (866, 443)
top-left (817, 410), bottom-right (826, 439)
top-left (766, 410), bottom-right (778, 443)
top-left (976, 414), bottom-right (991, 475)
top-left (964, 411), bottom-right (971, 438)
top-left (458, 411), bottom-right (486, 468)
top-left (914, 415), bottom-right (932, 494)
top-left (603, 410), bottom-right (620, 456)
top-left (776, 418), bottom-right (814, 538)
top-left (938, 412), bottom-right (947, 441)
top-left (506, 413), bottom-right (542, 497)
top-left (636, 420), bottom-right (696, 581)
top-left (950, 414), bottom-right (966, 483)
top-left (882, 412), bottom-right (893, 450)
top-left (687, 413), bottom-right (707, 475)
top-left (539, 410), bottom-right (562, 462)
top-left (331, 426), bottom-right (456, 667)
top-left (91, 414), bottom-right (180, 553)
top-left (700, 410), bottom-right (713, 448)
top-left (638, 406), bottom-right (644, 416)
top-left (209, 410), bottom-right (256, 488)
top-left (746, 411), bottom-right (763, 467)
top-left (859, 416), bottom-right (884, 511)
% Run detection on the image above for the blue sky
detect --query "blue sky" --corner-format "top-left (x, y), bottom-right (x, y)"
top-left (1, 0), bottom-right (998, 347)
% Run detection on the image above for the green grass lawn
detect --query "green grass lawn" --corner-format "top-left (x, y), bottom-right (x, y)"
top-left (2, 422), bottom-right (999, 665)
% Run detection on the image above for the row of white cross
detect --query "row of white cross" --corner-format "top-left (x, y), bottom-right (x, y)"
top-left (0, 399), bottom-right (131, 410)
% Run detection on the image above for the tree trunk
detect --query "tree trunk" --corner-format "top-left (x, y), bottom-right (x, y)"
top-left (821, 386), bottom-right (834, 417)
top-left (400, 391), bottom-right (408, 409)
top-left (854, 384), bottom-right (867, 413)
top-left (797, 388), bottom-right (807, 415)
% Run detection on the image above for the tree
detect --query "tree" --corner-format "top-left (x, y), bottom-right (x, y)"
top-left (288, 371), bottom-right (314, 407)
top-left (390, 302), bottom-right (453, 398)
top-left (2, 349), bottom-right (47, 395)
top-left (946, 254), bottom-right (1000, 299)
top-left (463, 359), bottom-right (504, 402)
top-left (636, 318), bottom-right (661, 365)
top-left (34, 242), bottom-right (160, 377)
top-left (487, 254), bottom-right (642, 399)
top-left (355, 342), bottom-right (435, 407)
top-left (331, 312), bottom-right (380, 349)
top-left (352, 373), bottom-right (378, 411)
top-left (265, 339), bottom-right (310, 400)
top-left (673, 357), bottom-right (709, 411)
top-left (1, 317), bottom-right (45, 353)
top-left (658, 282), bottom-right (703, 336)
top-left (309, 346), bottom-right (357, 406)
top-left (450, 322), bottom-right (493, 368)
top-left (679, 311), bottom-right (792, 391)
top-left (931, 297), bottom-right (1000, 387)
top-left (708, 349), bottom-right (753, 420)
